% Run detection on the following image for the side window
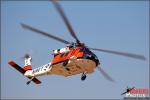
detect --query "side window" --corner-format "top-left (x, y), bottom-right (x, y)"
top-left (79, 48), bottom-right (84, 52)
top-left (65, 52), bottom-right (69, 56)
top-left (60, 53), bottom-right (65, 57)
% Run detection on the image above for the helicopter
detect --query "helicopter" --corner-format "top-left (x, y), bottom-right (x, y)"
top-left (8, 0), bottom-right (146, 85)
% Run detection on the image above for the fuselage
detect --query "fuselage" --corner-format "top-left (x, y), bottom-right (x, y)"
top-left (24, 47), bottom-right (100, 78)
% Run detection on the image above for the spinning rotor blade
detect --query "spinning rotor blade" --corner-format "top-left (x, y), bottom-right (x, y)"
top-left (51, 0), bottom-right (81, 44)
top-left (24, 53), bottom-right (31, 59)
top-left (90, 48), bottom-right (146, 60)
top-left (97, 66), bottom-right (115, 82)
top-left (18, 53), bottom-right (32, 62)
top-left (21, 23), bottom-right (70, 44)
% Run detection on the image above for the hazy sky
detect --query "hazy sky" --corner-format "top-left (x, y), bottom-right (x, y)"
top-left (1, 1), bottom-right (149, 99)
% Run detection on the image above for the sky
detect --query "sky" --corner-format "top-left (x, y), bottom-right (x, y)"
top-left (1, 1), bottom-right (149, 99)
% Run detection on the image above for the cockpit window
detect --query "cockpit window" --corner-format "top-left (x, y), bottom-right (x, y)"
top-left (79, 47), bottom-right (85, 52)
top-left (65, 52), bottom-right (69, 56)
top-left (60, 53), bottom-right (65, 57)
top-left (85, 48), bottom-right (98, 60)
top-left (84, 48), bottom-right (99, 66)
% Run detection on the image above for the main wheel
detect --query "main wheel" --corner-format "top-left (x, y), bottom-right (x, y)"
top-left (81, 74), bottom-right (86, 81)
top-left (26, 81), bottom-right (31, 85)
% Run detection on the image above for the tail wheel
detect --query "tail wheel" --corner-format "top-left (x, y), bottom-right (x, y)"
top-left (26, 81), bottom-right (31, 85)
top-left (26, 77), bottom-right (34, 85)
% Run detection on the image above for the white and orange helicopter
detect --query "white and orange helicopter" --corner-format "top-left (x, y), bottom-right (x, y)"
top-left (8, 0), bottom-right (146, 85)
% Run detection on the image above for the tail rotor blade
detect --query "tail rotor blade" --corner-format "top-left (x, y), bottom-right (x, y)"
top-left (24, 53), bottom-right (31, 59)
top-left (18, 53), bottom-right (31, 61)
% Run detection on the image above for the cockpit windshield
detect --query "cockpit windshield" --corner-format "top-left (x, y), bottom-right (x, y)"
top-left (84, 48), bottom-right (100, 66)
top-left (85, 48), bottom-right (98, 59)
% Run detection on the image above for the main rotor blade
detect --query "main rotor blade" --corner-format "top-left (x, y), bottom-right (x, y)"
top-left (90, 48), bottom-right (146, 61)
top-left (21, 23), bottom-right (70, 44)
top-left (97, 66), bottom-right (115, 82)
top-left (51, 0), bottom-right (80, 44)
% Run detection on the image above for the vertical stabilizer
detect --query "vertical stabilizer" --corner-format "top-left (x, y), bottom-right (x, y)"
top-left (23, 54), bottom-right (32, 71)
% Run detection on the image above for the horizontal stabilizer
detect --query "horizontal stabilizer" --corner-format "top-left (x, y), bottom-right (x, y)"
top-left (8, 60), bottom-right (41, 84)
top-left (29, 77), bottom-right (41, 84)
top-left (8, 61), bottom-right (26, 74)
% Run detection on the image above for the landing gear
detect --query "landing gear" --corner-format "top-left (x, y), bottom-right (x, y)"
top-left (26, 77), bottom-right (34, 85)
top-left (26, 81), bottom-right (31, 85)
top-left (81, 72), bottom-right (87, 81)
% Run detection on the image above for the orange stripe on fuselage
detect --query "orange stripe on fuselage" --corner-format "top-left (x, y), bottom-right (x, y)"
top-left (51, 47), bottom-right (84, 65)
top-left (23, 65), bottom-right (32, 71)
